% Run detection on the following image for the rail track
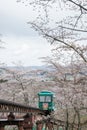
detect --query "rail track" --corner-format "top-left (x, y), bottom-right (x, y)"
top-left (0, 99), bottom-right (45, 114)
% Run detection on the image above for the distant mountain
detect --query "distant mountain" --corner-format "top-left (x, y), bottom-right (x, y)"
top-left (3, 65), bottom-right (54, 71)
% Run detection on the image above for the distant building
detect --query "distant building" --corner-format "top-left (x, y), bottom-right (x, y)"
top-left (65, 73), bottom-right (74, 81)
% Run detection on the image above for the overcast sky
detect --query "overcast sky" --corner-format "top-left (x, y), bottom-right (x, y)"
top-left (0, 0), bottom-right (52, 66)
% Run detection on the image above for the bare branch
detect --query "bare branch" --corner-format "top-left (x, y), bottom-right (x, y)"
top-left (68, 0), bottom-right (87, 12)
top-left (45, 33), bottom-right (87, 62)
top-left (59, 26), bottom-right (87, 32)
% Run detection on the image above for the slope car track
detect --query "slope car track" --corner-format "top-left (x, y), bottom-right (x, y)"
top-left (0, 99), bottom-right (45, 115)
